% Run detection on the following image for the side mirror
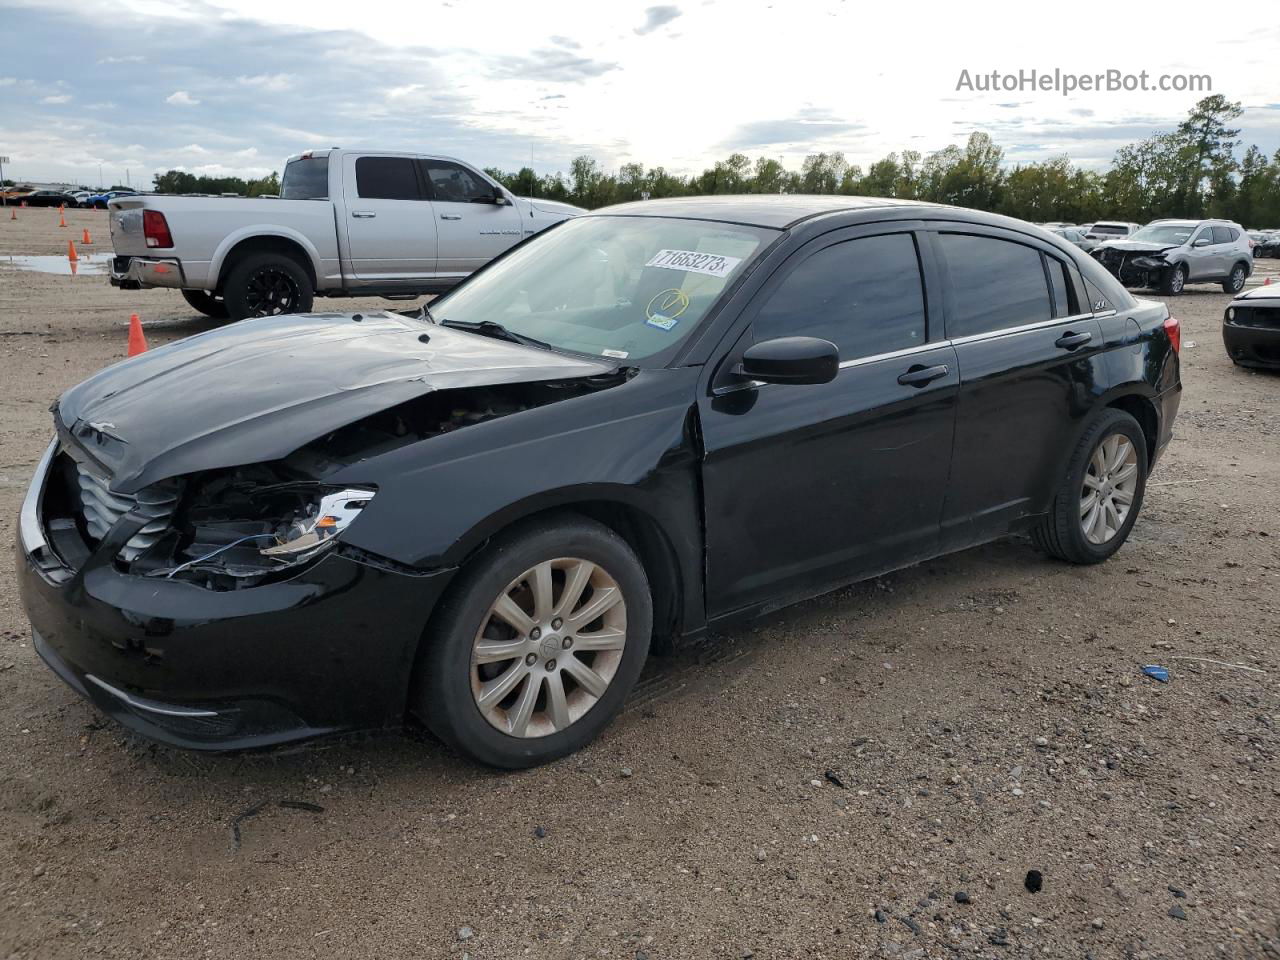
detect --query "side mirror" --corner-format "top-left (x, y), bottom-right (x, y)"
top-left (738, 336), bottom-right (839, 386)
top-left (489, 186), bottom-right (510, 206)
top-left (1193, 237), bottom-right (1210, 247)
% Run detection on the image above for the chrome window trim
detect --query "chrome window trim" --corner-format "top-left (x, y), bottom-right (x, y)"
top-left (837, 340), bottom-right (944, 370)
top-left (947, 313), bottom-right (1093, 347)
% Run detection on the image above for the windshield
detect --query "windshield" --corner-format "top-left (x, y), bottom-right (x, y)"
top-left (281, 156), bottom-right (330, 200)
top-left (429, 216), bottom-right (776, 363)
top-left (1130, 223), bottom-right (1194, 245)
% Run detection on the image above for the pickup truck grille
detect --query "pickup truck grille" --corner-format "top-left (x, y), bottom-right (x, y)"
top-left (76, 462), bottom-right (179, 562)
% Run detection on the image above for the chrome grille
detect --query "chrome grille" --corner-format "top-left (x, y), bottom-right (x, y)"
top-left (76, 462), bottom-right (178, 562)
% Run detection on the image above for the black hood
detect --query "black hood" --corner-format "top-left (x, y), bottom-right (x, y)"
top-left (56, 311), bottom-right (613, 493)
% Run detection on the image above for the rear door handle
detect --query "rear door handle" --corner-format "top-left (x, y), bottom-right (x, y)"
top-left (351, 211), bottom-right (376, 219)
top-left (1055, 331), bottom-right (1092, 350)
top-left (897, 363), bottom-right (949, 387)
top-left (440, 214), bottom-right (463, 221)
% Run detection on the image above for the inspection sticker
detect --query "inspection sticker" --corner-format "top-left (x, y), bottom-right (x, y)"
top-left (645, 249), bottom-right (743, 278)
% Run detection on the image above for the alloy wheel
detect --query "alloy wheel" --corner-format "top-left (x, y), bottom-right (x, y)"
top-left (1230, 265), bottom-right (1245, 291)
top-left (470, 557), bottom-right (627, 738)
top-left (1080, 433), bottom-right (1139, 545)
top-left (1170, 267), bottom-right (1185, 293)
top-left (244, 267), bottom-right (300, 317)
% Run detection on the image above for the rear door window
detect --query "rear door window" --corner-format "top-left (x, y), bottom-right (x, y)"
top-left (354, 156), bottom-right (422, 201)
top-left (281, 156), bottom-right (330, 199)
top-left (938, 233), bottom-right (1052, 337)
top-left (1211, 226), bottom-right (1237, 244)
top-left (754, 232), bottom-right (927, 360)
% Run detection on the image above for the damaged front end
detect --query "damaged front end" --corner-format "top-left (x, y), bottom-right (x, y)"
top-left (38, 376), bottom-right (627, 590)
top-left (1093, 246), bottom-right (1174, 288)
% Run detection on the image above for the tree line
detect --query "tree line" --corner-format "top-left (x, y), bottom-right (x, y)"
top-left (147, 96), bottom-right (1280, 228)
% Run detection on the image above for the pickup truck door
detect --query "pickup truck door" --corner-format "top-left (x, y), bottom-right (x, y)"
top-left (341, 154), bottom-right (438, 283)
top-left (419, 159), bottom-right (523, 279)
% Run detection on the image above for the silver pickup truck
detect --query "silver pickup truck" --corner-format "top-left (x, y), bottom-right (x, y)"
top-left (108, 149), bottom-right (584, 320)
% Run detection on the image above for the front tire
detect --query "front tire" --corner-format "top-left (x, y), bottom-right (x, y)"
top-left (1222, 262), bottom-right (1248, 294)
top-left (414, 516), bottom-right (652, 769)
top-left (221, 252), bottom-right (314, 321)
top-left (181, 289), bottom-right (229, 319)
top-left (1032, 409), bottom-right (1148, 565)
top-left (1159, 263), bottom-right (1186, 296)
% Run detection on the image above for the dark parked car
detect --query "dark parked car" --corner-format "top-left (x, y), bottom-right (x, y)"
top-left (1255, 234), bottom-right (1280, 259)
top-left (17, 196), bottom-right (1182, 768)
top-left (1223, 284), bottom-right (1280, 368)
top-left (18, 189), bottom-right (77, 208)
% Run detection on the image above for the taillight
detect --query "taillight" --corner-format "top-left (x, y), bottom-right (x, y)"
top-left (143, 210), bottom-right (173, 249)
top-left (1163, 315), bottom-right (1181, 354)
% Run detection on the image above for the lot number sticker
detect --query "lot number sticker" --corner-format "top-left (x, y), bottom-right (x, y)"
top-left (646, 249), bottom-right (743, 278)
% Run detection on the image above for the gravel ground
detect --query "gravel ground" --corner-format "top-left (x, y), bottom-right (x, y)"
top-left (2, 208), bottom-right (1278, 960)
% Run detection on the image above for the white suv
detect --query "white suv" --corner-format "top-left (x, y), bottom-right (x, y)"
top-left (1092, 219), bottom-right (1253, 295)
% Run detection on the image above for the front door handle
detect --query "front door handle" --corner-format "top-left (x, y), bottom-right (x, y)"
top-left (1055, 331), bottom-right (1092, 350)
top-left (897, 363), bottom-right (949, 387)
top-left (351, 210), bottom-right (376, 219)
top-left (440, 214), bottom-right (463, 221)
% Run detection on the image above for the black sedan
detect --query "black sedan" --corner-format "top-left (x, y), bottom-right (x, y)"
top-left (16, 189), bottom-right (77, 208)
top-left (17, 196), bottom-right (1182, 768)
top-left (1223, 284), bottom-right (1280, 368)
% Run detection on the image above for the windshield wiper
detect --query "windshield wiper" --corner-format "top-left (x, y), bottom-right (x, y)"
top-left (437, 318), bottom-right (555, 351)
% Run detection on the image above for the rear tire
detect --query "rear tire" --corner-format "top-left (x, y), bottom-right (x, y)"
top-left (1159, 263), bottom-right (1186, 296)
top-left (1032, 409), bottom-right (1148, 565)
top-left (413, 515), bottom-right (652, 769)
top-left (181, 289), bottom-right (228, 319)
top-left (221, 252), bottom-right (313, 321)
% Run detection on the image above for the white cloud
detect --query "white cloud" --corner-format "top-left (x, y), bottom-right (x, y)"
top-left (165, 90), bottom-right (199, 106)
top-left (385, 84), bottom-right (423, 99)
top-left (98, 54), bottom-right (144, 64)
top-left (236, 73), bottom-right (293, 91)
top-left (0, 77), bottom-right (17, 86)
top-left (178, 143), bottom-right (209, 154)
top-left (41, 94), bottom-right (71, 104)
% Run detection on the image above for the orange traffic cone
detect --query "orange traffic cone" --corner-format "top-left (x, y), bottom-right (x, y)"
top-left (58, 210), bottom-right (67, 228)
top-left (82, 227), bottom-right (92, 244)
top-left (67, 239), bottom-right (78, 262)
top-left (1266, 277), bottom-right (1272, 286)
top-left (127, 314), bottom-right (148, 356)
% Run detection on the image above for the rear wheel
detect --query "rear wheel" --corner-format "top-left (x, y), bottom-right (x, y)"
top-left (1032, 409), bottom-right (1148, 564)
top-left (1159, 263), bottom-right (1186, 296)
top-left (1222, 262), bottom-right (1248, 294)
top-left (414, 516), bottom-right (652, 769)
top-left (221, 252), bottom-right (313, 320)
top-left (181, 289), bottom-right (228, 319)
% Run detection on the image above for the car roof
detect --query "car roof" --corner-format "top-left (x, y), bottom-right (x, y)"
top-left (587, 194), bottom-right (938, 229)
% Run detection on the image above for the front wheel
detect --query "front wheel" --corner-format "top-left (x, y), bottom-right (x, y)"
top-left (1032, 409), bottom-right (1148, 564)
top-left (221, 253), bottom-right (314, 320)
top-left (414, 516), bottom-right (652, 769)
top-left (181, 288), bottom-right (229, 319)
top-left (1159, 263), bottom-right (1186, 296)
top-left (1222, 262), bottom-right (1248, 294)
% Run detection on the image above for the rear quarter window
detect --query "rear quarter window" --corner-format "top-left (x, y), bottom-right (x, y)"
top-left (1078, 253), bottom-right (1136, 313)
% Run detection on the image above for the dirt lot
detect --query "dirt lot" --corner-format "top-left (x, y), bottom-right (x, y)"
top-left (1, 207), bottom-right (1278, 960)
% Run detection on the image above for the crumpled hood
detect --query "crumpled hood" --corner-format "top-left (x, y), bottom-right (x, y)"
top-left (56, 311), bottom-right (613, 493)
top-left (1096, 240), bottom-right (1179, 255)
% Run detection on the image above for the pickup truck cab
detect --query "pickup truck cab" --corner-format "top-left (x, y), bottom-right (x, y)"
top-left (108, 149), bottom-right (584, 320)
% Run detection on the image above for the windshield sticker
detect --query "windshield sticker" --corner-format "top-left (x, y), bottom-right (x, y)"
top-left (645, 249), bottom-right (743, 278)
top-left (645, 288), bottom-right (690, 331)
top-left (602, 348), bottom-right (630, 358)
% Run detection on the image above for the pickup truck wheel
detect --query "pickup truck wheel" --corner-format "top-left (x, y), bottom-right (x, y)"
top-left (181, 289), bottom-right (229, 319)
top-left (222, 253), bottom-right (313, 320)
top-left (1159, 263), bottom-right (1186, 296)
top-left (414, 515), bottom-right (652, 769)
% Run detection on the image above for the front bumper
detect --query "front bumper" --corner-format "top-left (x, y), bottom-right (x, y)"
top-left (1094, 251), bottom-right (1170, 288)
top-left (109, 255), bottom-right (185, 291)
top-left (17, 535), bottom-right (455, 751)
top-left (1223, 314), bottom-right (1280, 369)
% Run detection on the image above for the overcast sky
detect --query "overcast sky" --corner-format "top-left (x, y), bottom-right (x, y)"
top-left (2, 0), bottom-right (1279, 187)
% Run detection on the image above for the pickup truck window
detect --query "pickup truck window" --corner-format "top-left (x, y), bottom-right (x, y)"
top-left (421, 161), bottom-right (491, 203)
top-left (355, 157), bottom-right (423, 201)
top-left (281, 156), bottom-right (329, 200)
